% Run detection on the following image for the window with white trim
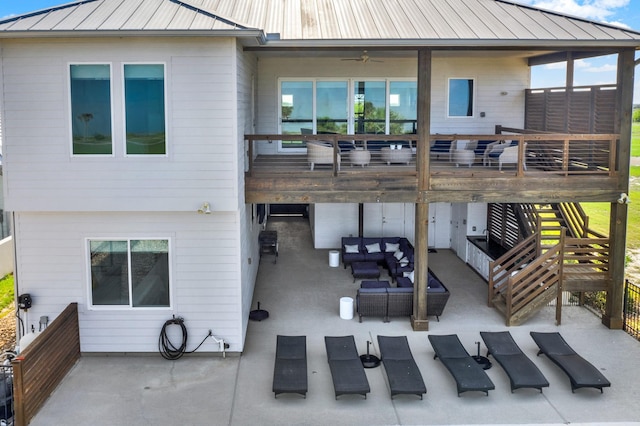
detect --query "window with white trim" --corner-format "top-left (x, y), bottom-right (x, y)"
top-left (448, 78), bottom-right (475, 117)
top-left (89, 239), bottom-right (171, 308)
top-left (70, 64), bottom-right (113, 155)
top-left (124, 64), bottom-right (167, 155)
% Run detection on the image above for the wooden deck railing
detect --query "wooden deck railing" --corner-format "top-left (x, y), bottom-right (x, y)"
top-left (489, 230), bottom-right (610, 325)
top-left (245, 131), bottom-right (619, 178)
top-left (12, 303), bottom-right (80, 426)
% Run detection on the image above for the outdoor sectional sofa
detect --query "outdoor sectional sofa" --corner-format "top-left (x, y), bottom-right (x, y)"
top-left (341, 236), bottom-right (414, 279)
top-left (355, 269), bottom-right (450, 322)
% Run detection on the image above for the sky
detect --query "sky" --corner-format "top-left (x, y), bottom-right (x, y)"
top-left (1, 0), bottom-right (640, 102)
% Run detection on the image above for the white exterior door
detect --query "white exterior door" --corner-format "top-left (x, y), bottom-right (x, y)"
top-left (428, 203), bottom-right (451, 248)
top-left (363, 203), bottom-right (411, 237)
top-left (450, 203), bottom-right (468, 258)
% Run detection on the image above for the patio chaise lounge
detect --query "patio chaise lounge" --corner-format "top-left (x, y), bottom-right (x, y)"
top-left (530, 331), bottom-right (611, 393)
top-left (377, 335), bottom-right (427, 399)
top-left (428, 334), bottom-right (495, 396)
top-left (480, 331), bottom-right (549, 393)
top-left (272, 335), bottom-right (308, 398)
top-left (324, 336), bottom-right (370, 399)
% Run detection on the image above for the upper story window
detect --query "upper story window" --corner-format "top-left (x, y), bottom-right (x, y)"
top-left (89, 239), bottom-right (171, 308)
top-left (448, 78), bottom-right (475, 118)
top-left (279, 79), bottom-right (416, 151)
top-left (124, 64), bottom-right (166, 155)
top-left (70, 64), bottom-right (113, 155)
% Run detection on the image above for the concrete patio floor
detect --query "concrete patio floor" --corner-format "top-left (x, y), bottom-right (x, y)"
top-left (31, 217), bottom-right (640, 426)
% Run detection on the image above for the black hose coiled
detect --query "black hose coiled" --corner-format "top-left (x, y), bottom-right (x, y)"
top-left (158, 317), bottom-right (188, 360)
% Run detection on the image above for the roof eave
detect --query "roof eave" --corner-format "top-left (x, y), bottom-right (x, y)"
top-left (255, 39), bottom-right (640, 50)
top-left (0, 29), bottom-right (267, 45)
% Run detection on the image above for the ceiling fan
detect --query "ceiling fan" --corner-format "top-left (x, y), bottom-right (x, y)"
top-left (341, 50), bottom-right (383, 63)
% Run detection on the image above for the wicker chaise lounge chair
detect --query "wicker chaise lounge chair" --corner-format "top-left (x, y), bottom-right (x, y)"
top-left (272, 335), bottom-right (308, 398)
top-left (324, 336), bottom-right (370, 399)
top-left (428, 334), bottom-right (495, 396)
top-left (377, 335), bottom-right (427, 399)
top-left (480, 331), bottom-right (549, 393)
top-left (530, 332), bottom-right (611, 393)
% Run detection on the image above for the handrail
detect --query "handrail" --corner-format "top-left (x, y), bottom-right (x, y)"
top-left (245, 131), bottom-right (619, 177)
top-left (488, 233), bottom-right (539, 305)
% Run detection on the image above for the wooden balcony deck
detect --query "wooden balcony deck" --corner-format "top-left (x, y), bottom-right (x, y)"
top-left (245, 132), bottom-right (622, 204)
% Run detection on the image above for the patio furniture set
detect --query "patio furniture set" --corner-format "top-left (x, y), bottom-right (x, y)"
top-left (273, 331), bottom-right (610, 399)
top-left (433, 138), bottom-right (527, 170)
top-left (307, 138), bottom-right (525, 170)
top-left (341, 236), bottom-right (451, 322)
top-left (307, 140), bottom-right (415, 170)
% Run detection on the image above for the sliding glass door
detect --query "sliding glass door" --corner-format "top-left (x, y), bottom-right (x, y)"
top-left (279, 79), bottom-right (416, 151)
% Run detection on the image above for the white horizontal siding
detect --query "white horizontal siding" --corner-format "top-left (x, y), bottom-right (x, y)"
top-left (2, 37), bottom-right (241, 213)
top-left (236, 43), bottom-right (260, 344)
top-left (13, 211), bottom-right (245, 353)
top-left (255, 54), bottom-right (527, 137)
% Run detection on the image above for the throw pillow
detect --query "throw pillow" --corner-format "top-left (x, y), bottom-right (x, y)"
top-left (365, 242), bottom-right (381, 254)
top-left (399, 257), bottom-right (409, 267)
top-left (344, 244), bottom-right (359, 254)
top-left (393, 250), bottom-right (404, 260)
top-left (385, 242), bottom-right (399, 253)
top-left (403, 270), bottom-right (415, 283)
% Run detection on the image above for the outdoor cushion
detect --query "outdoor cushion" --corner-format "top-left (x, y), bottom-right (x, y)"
top-left (345, 244), bottom-right (359, 253)
top-left (361, 280), bottom-right (390, 289)
top-left (428, 334), bottom-right (495, 397)
top-left (377, 335), bottom-right (427, 399)
top-left (324, 336), bottom-right (370, 399)
top-left (365, 243), bottom-right (381, 253)
top-left (480, 331), bottom-right (549, 393)
top-left (530, 332), bottom-right (611, 393)
top-left (273, 335), bottom-right (308, 398)
top-left (385, 242), bottom-right (400, 252)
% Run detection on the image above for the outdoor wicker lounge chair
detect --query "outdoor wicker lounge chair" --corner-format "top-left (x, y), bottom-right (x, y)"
top-left (377, 335), bottom-right (427, 399)
top-left (428, 334), bottom-right (495, 396)
top-left (530, 332), bottom-right (611, 393)
top-left (480, 331), bottom-right (549, 393)
top-left (272, 335), bottom-right (308, 398)
top-left (324, 336), bottom-right (370, 399)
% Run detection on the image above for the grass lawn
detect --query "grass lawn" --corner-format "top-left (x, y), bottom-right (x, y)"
top-left (0, 275), bottom-right (14, 312)
top-left (633, 123), bottom-right (640, 157)
top-left (581, 165), bottom-right (640, 249)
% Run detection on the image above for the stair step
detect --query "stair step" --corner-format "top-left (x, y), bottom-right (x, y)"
top-left (492, 284), bottom-right (558, 326)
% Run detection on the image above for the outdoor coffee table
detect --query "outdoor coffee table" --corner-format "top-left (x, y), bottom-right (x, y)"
top-left (349, 149), bottom-right (371, 167)
top-left (351, 261), bottom-right (380, 282)
top-left (380, 147), bottom-right (412, 165)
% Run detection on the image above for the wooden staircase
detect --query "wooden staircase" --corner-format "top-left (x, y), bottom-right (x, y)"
top-left (488, 202), bottom-right (610, 326)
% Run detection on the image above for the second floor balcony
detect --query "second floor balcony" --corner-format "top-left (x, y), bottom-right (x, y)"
top-left (245, 128), bottom-right (622, 205)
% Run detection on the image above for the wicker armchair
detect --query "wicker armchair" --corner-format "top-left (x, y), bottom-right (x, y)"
top-left (307, 141), bottom-right (340, 171)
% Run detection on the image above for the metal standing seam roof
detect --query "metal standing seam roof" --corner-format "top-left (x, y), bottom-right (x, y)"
top-left (0, 0), bottom-right (639, 47)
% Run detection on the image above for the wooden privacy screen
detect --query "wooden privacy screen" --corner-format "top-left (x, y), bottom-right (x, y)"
top-left (525, 85), bottom-right (617, 134)
top-left (12, 303), bottom-right (80, 426)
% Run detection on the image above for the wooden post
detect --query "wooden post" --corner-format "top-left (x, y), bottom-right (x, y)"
top-left (603, 48), bottom-right (634, 329)
top-left (411, 48), bottom-right (432, 331)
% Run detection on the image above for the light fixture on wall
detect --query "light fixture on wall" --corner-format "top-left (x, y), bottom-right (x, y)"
top-left (198, 202), bottom-right (212, 214)
top-left (617, 193), bottom-right (631, 204)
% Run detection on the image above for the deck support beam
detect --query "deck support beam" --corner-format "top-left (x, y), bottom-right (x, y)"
top-left (603, 48), bottom-right (634, 329)
top-left (412, 48), bottom-right (432, 331)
